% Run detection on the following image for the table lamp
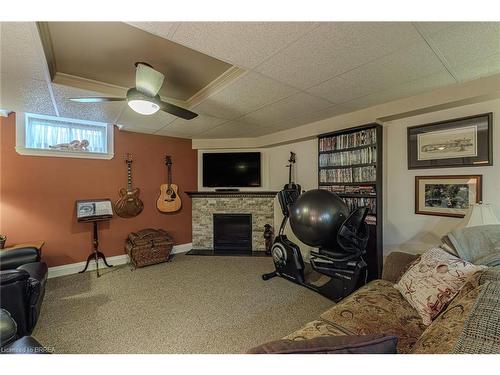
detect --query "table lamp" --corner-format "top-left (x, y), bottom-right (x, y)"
top-left (462, 202), bottom-right (500, 227)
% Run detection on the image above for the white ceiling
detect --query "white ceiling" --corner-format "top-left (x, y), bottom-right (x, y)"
top-left (1, 21), bottom-right (500, 139)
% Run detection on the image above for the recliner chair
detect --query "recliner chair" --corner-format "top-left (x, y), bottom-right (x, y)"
top-left (0, 247), bottom-right (48, 337)
top-left (0, 308), bottom-right (48, 354)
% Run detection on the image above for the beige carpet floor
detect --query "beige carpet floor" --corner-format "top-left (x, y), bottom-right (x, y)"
top-left (33, 254), bottom-right (332, 353)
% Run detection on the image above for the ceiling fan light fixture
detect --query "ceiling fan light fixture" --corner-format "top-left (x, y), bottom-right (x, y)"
top-left (126, 88), bottom-right (160, 115)
top-left (127, 99), bottom-right (160, 115)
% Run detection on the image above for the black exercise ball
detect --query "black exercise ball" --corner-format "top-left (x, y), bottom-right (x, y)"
top-left (289, 189), bottom-right (349, 248)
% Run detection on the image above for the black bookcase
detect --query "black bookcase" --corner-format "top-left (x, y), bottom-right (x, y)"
top-left (317, 123), bottom-right (383, 281)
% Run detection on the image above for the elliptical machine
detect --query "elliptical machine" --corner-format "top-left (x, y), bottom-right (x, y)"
top-left (262, 153), bottom-right (370, 302)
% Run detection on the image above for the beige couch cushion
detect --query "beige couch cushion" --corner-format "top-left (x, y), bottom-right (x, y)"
top-left (283, 319), bottom-right (350, 341)
top-left (320, 279), bottom-right (426, 353)
top-left (411, 279), bottom-right (485, 354)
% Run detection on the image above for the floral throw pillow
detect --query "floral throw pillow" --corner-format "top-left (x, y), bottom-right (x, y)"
top-left (394, 247), bottom-right (485, 325)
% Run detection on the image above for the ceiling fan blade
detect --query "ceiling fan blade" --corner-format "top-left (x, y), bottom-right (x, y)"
top-left (159, 100), bottom-right (198, 120)
top-left (69, 97), bottom-right (126, 103)
top-left (136, 63), bottom-right (165, 97)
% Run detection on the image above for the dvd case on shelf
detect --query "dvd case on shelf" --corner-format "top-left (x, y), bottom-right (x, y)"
top-left (319, 128), bottom-right (377, 152)
top-left (319, 146), bottom-right (376, 167)
top-left (320, 185), bottom-right (376, 195)
top-left (319, 166), bottom-right (377, 183)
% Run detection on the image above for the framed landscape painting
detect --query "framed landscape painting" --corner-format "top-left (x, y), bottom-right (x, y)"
top-left (408, 113), bottom-right (492, 169)
top-left (415, 175), bottom-right (482, 218)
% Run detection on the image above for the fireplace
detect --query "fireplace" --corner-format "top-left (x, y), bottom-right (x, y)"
top-left (213, 213), bottom-right (252, 254)
top-left (187, 191), bottom-right (277, 253)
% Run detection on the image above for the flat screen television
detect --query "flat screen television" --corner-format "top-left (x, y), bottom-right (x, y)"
top-left (202, 152), bottom-right (261, 187)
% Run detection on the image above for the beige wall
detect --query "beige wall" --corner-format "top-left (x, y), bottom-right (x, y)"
top-left (383, 98), bottom-right (500, 255)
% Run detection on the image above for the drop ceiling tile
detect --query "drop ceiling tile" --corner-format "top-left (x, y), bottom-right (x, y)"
top-left (170, 22), bottom-right (319, 68)
top-left (453, 53), bottom-right (500, 82)
top-left (116, 106), bottom-right (177, 131)
top-left (415, 22), bottom-right (463, 35)
top-left (193, 71), bottom-right (298, 120)
top-left (427, 22), bottom-right (500, 68)
top-left (343, 71), bottom-right (456, 112)
top-left (0, 77), bottom-right (55, 116)
top-left (52, 84), bottom-right (126, 123)
top-left (269, 104), bottom-right (354, 131)
top-left (0, 22), bottom-right (47, 81)
top-left (255, 22), bottom-right (422, 89)
top-left (157, 114), bottom-right (227, 137)
top-left (307, 42), bottom-right (450, 104)
top-left (238, 92), bottom-right (332, 126)
top-left (154, 127), bottom-right (192, 138)
top-left (196, 120), bottom-right (259, 139)
top-left (125, 22), bottom-right (181, 40)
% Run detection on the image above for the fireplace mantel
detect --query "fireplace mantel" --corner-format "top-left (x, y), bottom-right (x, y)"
top-left (186, 191), bottom-right (278, 198)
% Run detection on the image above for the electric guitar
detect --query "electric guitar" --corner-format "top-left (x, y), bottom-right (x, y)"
top-left (284, 152), bottom-right (301, 192)
top-left (157, 155), bottom-right (182, 213)
top-left (114, 153), bottom-right (144, 218)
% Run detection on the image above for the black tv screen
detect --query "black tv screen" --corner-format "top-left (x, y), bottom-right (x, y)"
top-left (203, 152), bottom-right (261, 187)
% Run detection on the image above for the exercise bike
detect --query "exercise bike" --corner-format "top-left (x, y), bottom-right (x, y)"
top-left (262, 152), bottom-right (305, 283)
top-left (262, 153), bottom-right (369, 301)
top-left (262, 187), bottom-right (305, 283)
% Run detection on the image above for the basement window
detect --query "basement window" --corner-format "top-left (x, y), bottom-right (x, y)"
top-left (16, 113), bottom-right (114, 159)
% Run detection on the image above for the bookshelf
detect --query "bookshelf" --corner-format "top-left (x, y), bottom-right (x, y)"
top-left (318, 123), bottom-right (383, 281)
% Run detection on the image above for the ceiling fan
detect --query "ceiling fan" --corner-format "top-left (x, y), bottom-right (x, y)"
top-left (69, 62), bottom-right (198, 120)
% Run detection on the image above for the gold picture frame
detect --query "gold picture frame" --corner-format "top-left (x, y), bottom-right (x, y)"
top-left (415, 175), bottom-right (482, 218)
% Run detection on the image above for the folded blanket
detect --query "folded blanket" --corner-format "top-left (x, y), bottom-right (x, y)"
top-left (448, 225), bottom-right (500, 267)
top-left (453, 281), bottom-right (500, 354)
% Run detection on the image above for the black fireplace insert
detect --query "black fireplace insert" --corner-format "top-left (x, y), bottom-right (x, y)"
top-left (213, 213), bottom-right (252, 254)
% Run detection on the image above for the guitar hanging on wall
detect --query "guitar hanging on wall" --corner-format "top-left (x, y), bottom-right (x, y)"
top-left (114, 153), bottom-right (144, 218)
top-left (157, 155), bottom-right (182, 213)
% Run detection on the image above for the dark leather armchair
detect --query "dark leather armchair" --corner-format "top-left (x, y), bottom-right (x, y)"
top-left (0, 247), bottom-right (47, 337)
top-left (0, 309), bottom-right (48, 354)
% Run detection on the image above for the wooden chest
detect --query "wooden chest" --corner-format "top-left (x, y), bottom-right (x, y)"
top-left (125, 228), bottom-right (174, 269)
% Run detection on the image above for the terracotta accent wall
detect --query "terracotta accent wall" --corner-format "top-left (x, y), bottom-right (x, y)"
top-left (0, 113), bottom-right (197, 267)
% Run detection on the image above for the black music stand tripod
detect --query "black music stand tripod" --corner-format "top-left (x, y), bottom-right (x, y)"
top-left (79, 218), bottom-right (113, 277)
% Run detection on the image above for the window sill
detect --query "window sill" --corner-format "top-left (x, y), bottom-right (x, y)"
top-left (15, 147), bottom-right (114, 160)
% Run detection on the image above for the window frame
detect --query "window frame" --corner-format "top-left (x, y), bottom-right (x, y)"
top-left (15, 112), bottom-right (114, 160)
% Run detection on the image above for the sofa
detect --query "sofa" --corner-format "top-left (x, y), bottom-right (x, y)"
top-left (250, 251), bottom-right (499, 354)
top-left (0, 247), bottom-right (48, 337)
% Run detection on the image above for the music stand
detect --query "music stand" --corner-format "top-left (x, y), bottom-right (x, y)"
top-left (76, 199), bottom-right (114, 277)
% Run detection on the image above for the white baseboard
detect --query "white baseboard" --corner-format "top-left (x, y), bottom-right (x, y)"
top-left (47, 243), bottom-right (192, 279)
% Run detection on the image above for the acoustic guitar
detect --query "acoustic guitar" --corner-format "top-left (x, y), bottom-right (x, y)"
top-left (114, 153), bottom-right (144, 218)
top-left (157, 155), bottom-right (182, 213)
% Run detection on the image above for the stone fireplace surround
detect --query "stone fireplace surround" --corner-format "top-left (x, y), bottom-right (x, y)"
top-left (187, 191), bottom-right (277, 252)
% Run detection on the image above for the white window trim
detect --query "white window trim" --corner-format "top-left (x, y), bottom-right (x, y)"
top-left (15, 112), bottom-right (114, 160)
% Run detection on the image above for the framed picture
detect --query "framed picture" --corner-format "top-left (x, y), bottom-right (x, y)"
top-left (408, 113), bottom-right (492, 169)
top-left (415, 175), bottom-right (482, 218)
top-left (76, 199), bottom-right (113, 221)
